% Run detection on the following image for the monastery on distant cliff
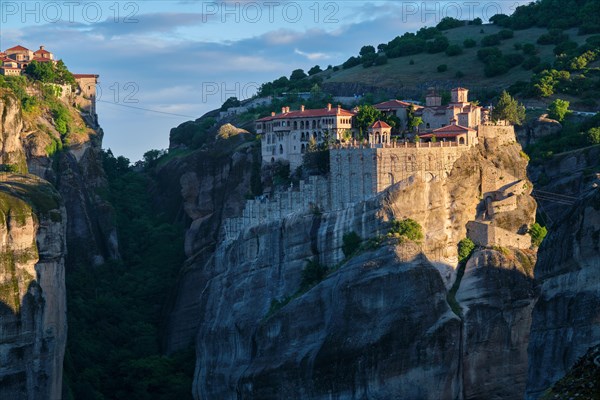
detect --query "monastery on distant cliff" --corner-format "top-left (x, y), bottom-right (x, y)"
top-left (256, 87), bottom-right (487, 169)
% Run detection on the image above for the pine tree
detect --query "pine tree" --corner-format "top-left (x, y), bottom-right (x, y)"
top-left (492, 91), bottom-right (526, 125)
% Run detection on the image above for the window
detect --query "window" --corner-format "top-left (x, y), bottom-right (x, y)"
top-left (279, 145), bottom-right (283, 154)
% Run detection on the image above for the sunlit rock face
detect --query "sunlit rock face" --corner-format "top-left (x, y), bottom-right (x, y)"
top-left (526, 189), bottom-right (600, 399)
top-left (0, 175), bottom-right (67, 400)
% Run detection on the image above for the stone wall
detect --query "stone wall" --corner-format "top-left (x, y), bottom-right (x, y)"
top-left (467, 220), bottom-right (531, 249)
top-left (223, 175), bottom-right (330, 240)
top-left (225, 141), bottom-right (471, 240)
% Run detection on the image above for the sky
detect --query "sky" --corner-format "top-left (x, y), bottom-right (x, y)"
top-left (0, 0), bottom-right (527, 161)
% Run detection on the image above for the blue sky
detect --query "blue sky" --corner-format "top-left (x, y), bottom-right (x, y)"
top-left (0, 1), bottom-right (526, 161)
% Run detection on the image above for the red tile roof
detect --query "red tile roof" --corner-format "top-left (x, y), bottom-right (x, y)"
top-left (419, 132), bottom-right (465, 139)
top-left (256, 107), bottom-right (355, 122)
top-left (452, 87), bottom-right (468, 91)
top-left (374, 99), bottom-right (413, 110)
top-left (371, 120), bottom-right (391, 129)
top-left (33, 49), bottom-right (51, 55)
top-left (32, 57), bottom-right (53, 62)
top-left (6, 45), bottom-right (30, 52)
top-left (432, 124), bottom-right (474, 134)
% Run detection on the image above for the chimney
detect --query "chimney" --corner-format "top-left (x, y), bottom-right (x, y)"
top-left (337, 104), bottom-right (341, 114)
top-left (286, 106), bottom-right (290, 113)
top-left (281, 107), bottom-right (286, 114)
top-left (40, 45), bottom-right (45, 50)
top-left (301, 105), bottom-right (305, 112)
top-left (271, 112), bottom-right (276, 116)
top-left (327, 103), bottom-right (332, 111)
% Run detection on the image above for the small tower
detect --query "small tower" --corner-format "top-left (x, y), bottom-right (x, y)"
top-left (451, 87), bottom-right (469, 104)
top-left (368, 120), bottom-right (391, 146)
top-left (425, 87), bottom-right (442, 107)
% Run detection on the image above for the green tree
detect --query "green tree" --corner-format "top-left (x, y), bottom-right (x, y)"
top-left (308, 65), bottom-right (322, 76)
top-left (463, 38), bottom-right (477, 48)
top-left (548, 98), bottom-right (570, 122)
top-left (359, 45), bottom-right (376, 56)
top-left (388, 218), bottom-right (424, 241)
top-left (587, 127), bottom-right (600, 144)
top-left (458, 238), bottom-right (476, 263)
top-left (220, 96), bottom-right (240, 111)
top-left (529, 223), bottom-right (548, 247)
top-left (446, 44), bottom-right (463, 56)
top-left (355, 104), bottom-right (382, 136)
top-left (142, 149), bottom-right (165, 168)
top-left (24, 61), bottom-right (56, 82)
top-left (290, 69), bottom-right (307, 81)
top-left (492, 90), bottom-right (526, 125)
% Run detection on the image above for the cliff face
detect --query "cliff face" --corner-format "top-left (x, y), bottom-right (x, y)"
top-left (0, 84), bottom-right (116, 398)
top-left (163, 125), bottom-right (539, 399)
top-left (526, 188), bottom-right (600, 399)
top-left (160, 133), bottom-right (259, 352)
top-left (0, 175), bottom-right (67, 400)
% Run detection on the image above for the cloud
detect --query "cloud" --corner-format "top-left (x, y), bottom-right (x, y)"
top-left (294, 49), bottom-right (329, 61)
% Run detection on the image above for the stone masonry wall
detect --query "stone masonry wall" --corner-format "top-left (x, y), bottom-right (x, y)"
top-left (467, 220), bottom-right (531, 249)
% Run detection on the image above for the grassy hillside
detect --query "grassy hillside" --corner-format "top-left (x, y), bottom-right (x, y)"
top-left (322, 25), bottom-right (593, 91)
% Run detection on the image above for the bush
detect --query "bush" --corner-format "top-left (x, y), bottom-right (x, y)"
top-left (437, 64), bottom-right (448, 72)
top-left (481, 34), bottom-right (501, 46)
top-left (437, 17), bottom-right (464, 30)
top-left (426, 36), bottom-right (450, 53)
top-left (587, 127), bottom-right (600, 144)
top-left (463, 38), bottom-right (477, 48)
top-left (537, 29), bottom-right (569, 45)
top-left (342, 56), bottom-right (361, 69)
top-left (301, 259), bottom-right (328, 289)
top-left (548, 98), bottom-right (570, 122)
top-left (455, 70), bottom-right (465, 78)
top-left (445, 44), bottom-right (463, 56)
top-left (458, 238), bottom-right (476, 263)
top-left (342, 232), bottom-right (362, 258)
top-left (499, 29), bottom-right (514, 39)
top-left (477, 47), bottom-right (503, 63)
top-left (374, 54), bottom-right (388, 66)
top-left (522, 43), bottom-right (537, 55)
top-left (528, 223), bottom-right (548, 247)
top-left (388, 218), bottom-right (424, 241)
top-left (553, 40), bottom-right (578, 56)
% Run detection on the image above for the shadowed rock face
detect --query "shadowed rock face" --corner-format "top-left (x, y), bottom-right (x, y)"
top-left (458, 249), bottom-right (537, 400)
top-left (0, 175), bottom-right (67, 400)
top-left (526, 189), bottom-right (600, 399)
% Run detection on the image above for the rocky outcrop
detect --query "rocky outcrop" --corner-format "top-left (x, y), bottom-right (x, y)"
top-left (0, 90), bottom-right (28, 173)
top-left (457, 248), bottom-right (537, 399)
top-left (163, 122), bottom-right (539, 398)
top-left (526, 189), bottom-right (600, 399)
top-left (516, 115), bottom-right (562, 147)
top-left (160, 133), bottom-right (259, 352)
top-left (0, 174), bottom-right (67, 400)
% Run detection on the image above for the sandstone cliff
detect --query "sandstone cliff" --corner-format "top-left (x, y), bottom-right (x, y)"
top-left (0, 174), bottom-right (67, 400)
top-left (162, 124), bottom-right (539, 399)
top-left (526, 188), bottom-right (600, 399)
top-left (0, 83), bottom-right (117, 398)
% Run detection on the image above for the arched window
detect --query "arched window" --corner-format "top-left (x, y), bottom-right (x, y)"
top-left (426, 123), bottom-right (430, 129)
top-left (279, 144), bottom-right (283, 154)
top-left (301, 144), bottom-right (305, 153)
top-left (459, 137), bottom-right (466, 145)
top-left (294, 121), bottom-right (298, 129)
